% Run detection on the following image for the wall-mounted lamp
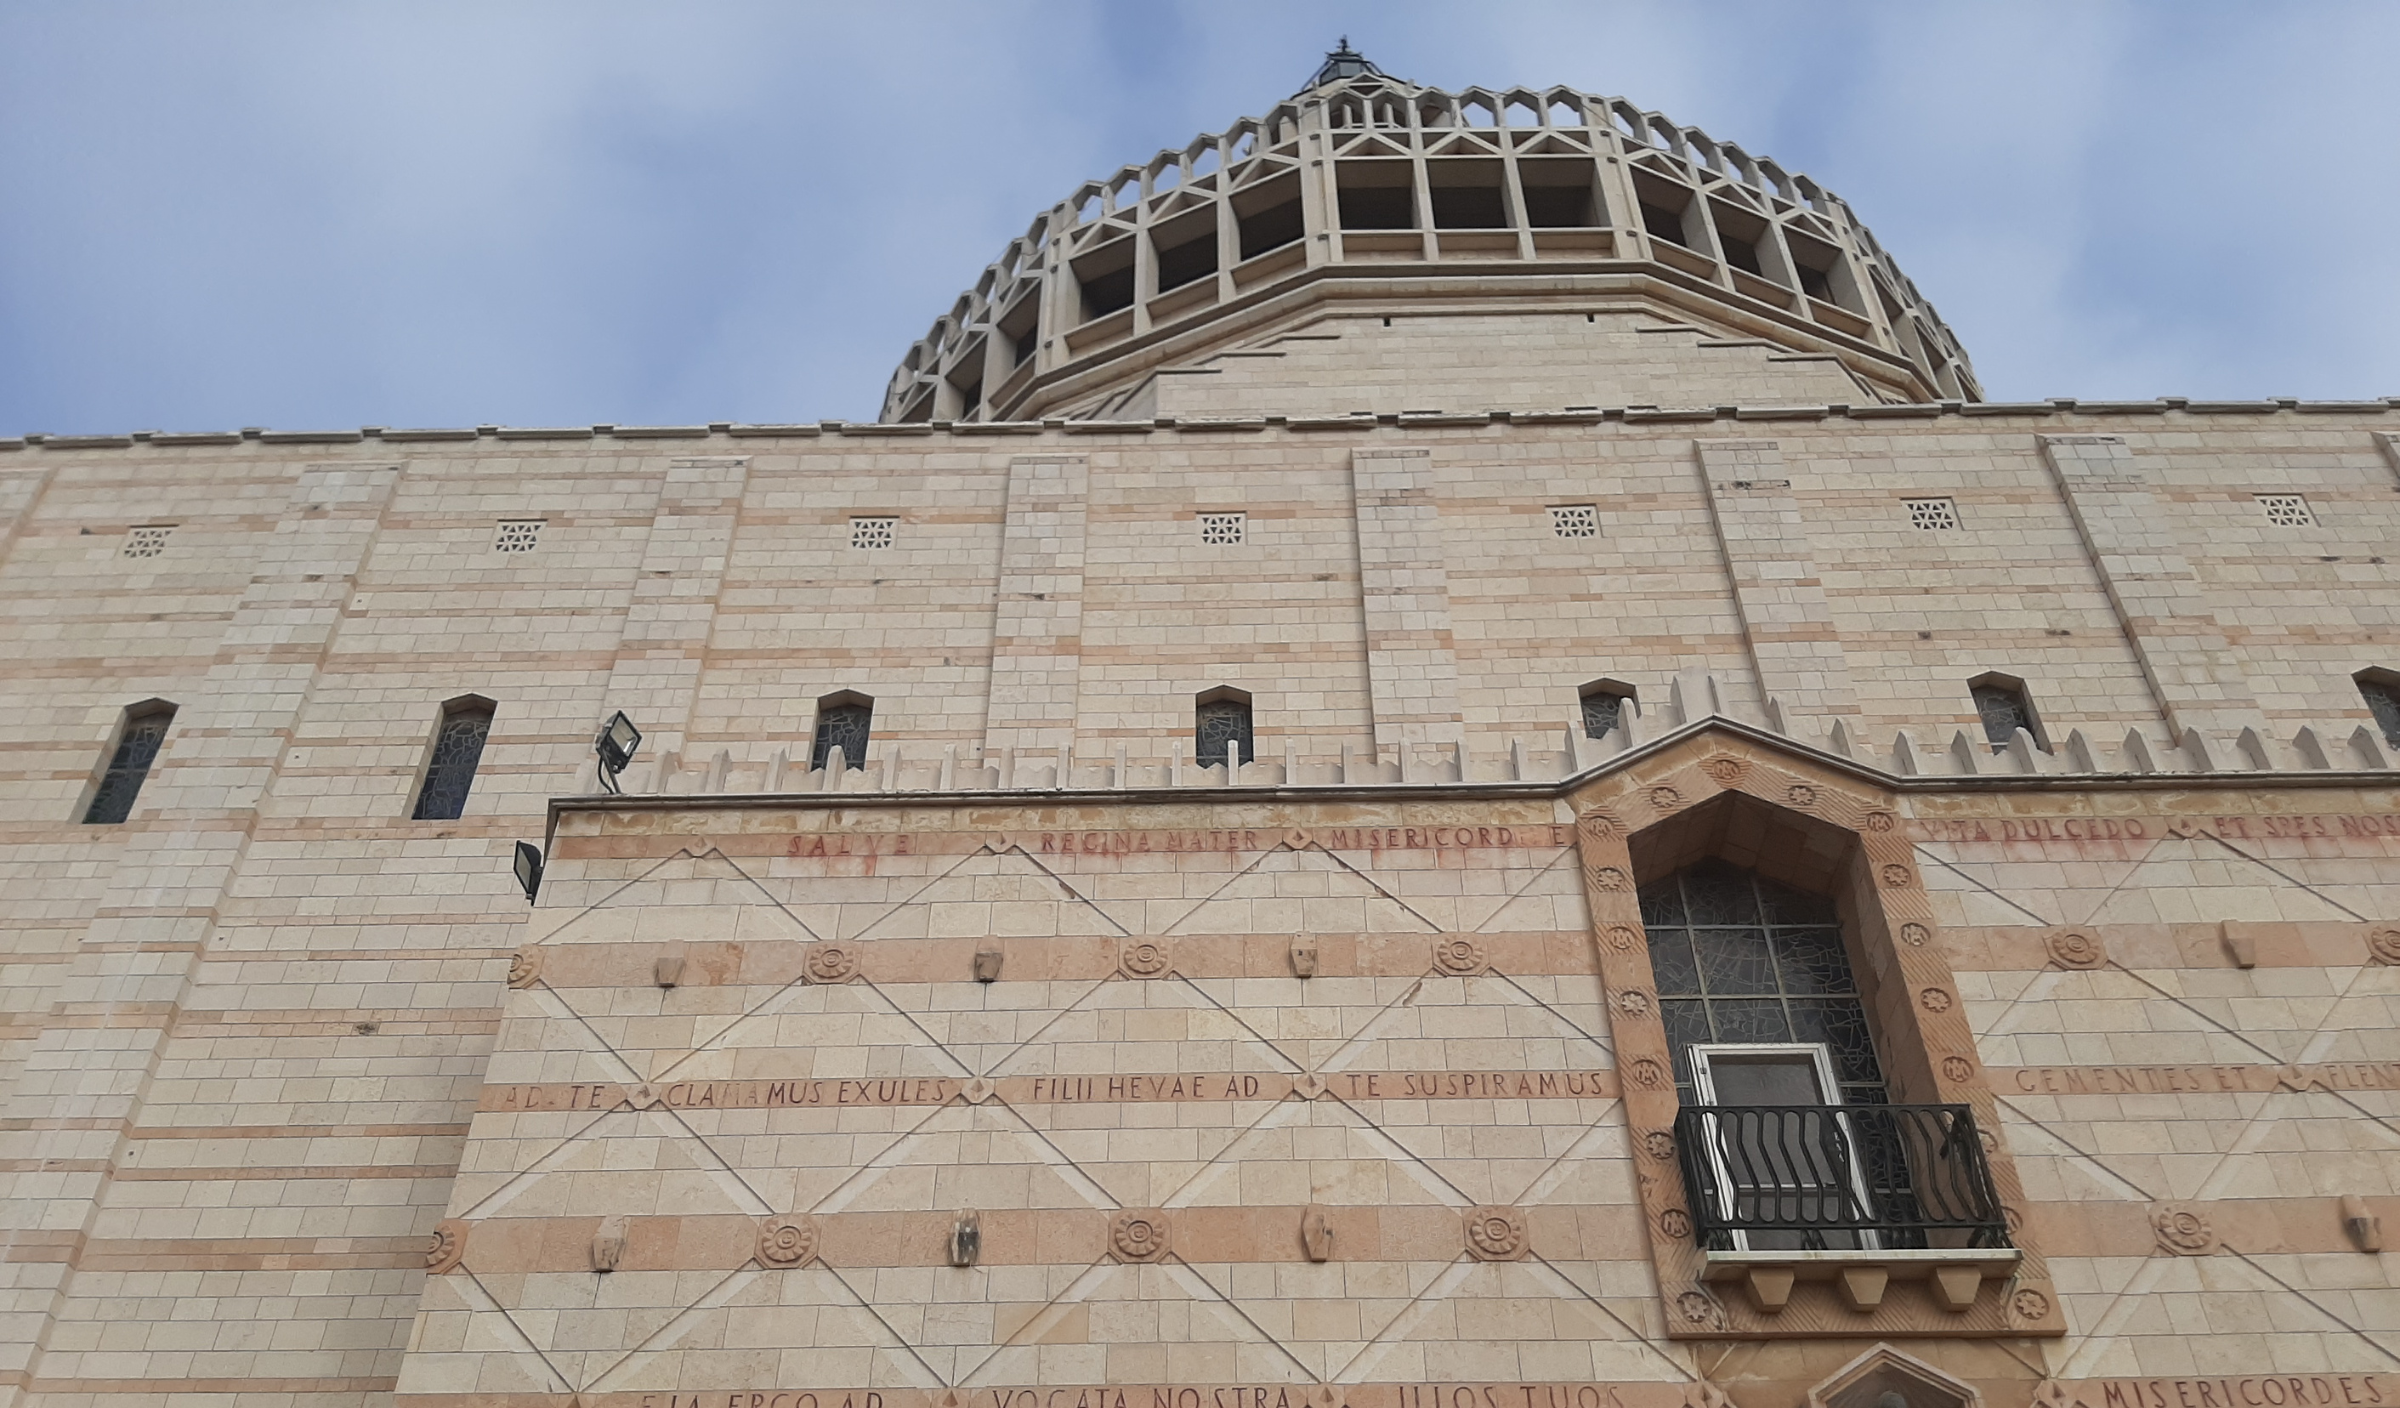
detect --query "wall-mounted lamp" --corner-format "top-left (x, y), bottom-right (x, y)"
top-left (513, 841), bottom-right (544, 904)
top-left (595, 710), bottom-right (642, 793)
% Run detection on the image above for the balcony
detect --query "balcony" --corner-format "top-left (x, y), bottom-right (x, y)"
top-left (1672, 1103), bottom-right (2018, 1315)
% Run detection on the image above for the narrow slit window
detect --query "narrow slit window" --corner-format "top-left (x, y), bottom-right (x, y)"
top-left (1904, 498), bottom-right (1958, 531)
top-left (412, 699), bottom-right (495, 821)
top-left (1195, 692), bottom-right (1254, 767)
top-left (2360, 675), bottom-right (2400, 747)
top-left (1580, 681), bottom-right (1634, 740)
top-left (122, 525), bottom-right (174, 559)
top-left (1549, 504), bottom-right (1599, 538)
top-left (83, 702), bottom-right (176, 824)
top-left (1970, 677), bottom-right (2037, 752)
top-left (494, 520), bottom-right (543, 553)
top-left (851, 517), bottom-right (897, 551)
top-left (1197, 512), bottom-right (1245, 546)
top-left (2256, 493), bottom-right (2315, 527)
top-left (812, 695), bottom-right (873, 772)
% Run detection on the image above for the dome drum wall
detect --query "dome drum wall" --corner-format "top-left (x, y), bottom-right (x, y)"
top-left (883, 70), bottom-right (1979, 424)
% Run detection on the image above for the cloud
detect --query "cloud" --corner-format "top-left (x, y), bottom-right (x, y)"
top-left (2, 0), bottom-right (2394, 434)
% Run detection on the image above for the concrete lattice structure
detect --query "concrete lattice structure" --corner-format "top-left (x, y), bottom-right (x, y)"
top-left (3, 48), bottom-right (2399, 1408)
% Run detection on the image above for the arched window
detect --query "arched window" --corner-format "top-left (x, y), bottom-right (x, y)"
top-left (1639, 858), bottom-right (1887, 1108)
top-left (1194, 688), bottom-right (1254, 768)
top-left (1967, 673), bottom-right (2042, 752)
top-left (811, 692), bottom-right (873, 772)
top-left (1579, 679), bottom-right (1636, 740)
top-left (412, 696), bottom-right (495, 821)
top-left (83, 700), bottom-right (176, 824)
top-left (2359, 669), bottom-right (2400, 747)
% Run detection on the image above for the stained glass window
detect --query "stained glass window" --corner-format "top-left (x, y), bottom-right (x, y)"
top-left (2362, 678), bottom-right (2400, 748)
top-left (411, 704), bottom-right (493, 821)
top-left (1195, 697), bottom-right (1254, 767)
top-left (812, 701), bottom-right (872, 772)
top-left (1971, 680), bottom-right (2031, 752)
top-left (83, 705), bottom-right (175, 824)
top-left (1639, 858), bottom-right (1887, 1106)
top-left (1581, 688), bottom-right (1628, 741)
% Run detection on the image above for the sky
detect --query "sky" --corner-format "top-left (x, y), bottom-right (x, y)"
top-left (2, 1), bottom-right (2396, 435)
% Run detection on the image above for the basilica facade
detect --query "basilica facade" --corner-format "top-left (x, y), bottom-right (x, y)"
top-left (2, 47), bottom-right (2397, 1408)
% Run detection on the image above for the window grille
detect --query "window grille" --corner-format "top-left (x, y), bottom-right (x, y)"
top-left (122, 525), bottom-right (174, 559)
top-left (1903, 498), bottom-right (1958, 531)
top-left (1197, 512), bottom-right (1245, 546)
top-left (1195, 697), bottom-right (1254, 767)
top-left (83, 704), bottom-right (175, 824)
top-left (1970, 680), bottom-right (2033, 752)
top-left (493, 520), bottom-right (543, 554)
top-left (411, 703), bottom-right (494, 821)
top-left (1581, 688), bottom-right (1629, 740)
top-left (2362, 678), bottom-right (2400, 747)
top-left (1639, 858), bottom-right (1888, 1107)
top-left (2256, 494), bottom-right (2315, 527)
top-left (851, 517), bottom-right (896, 551)
top-left (811, 700), bottom-right (872, 771)
top-left (1549, 504), bottom-right (1599, 538)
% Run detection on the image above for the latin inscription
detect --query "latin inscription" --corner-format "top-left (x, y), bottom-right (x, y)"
top-left (1915, 814), bottom-right (2400, 846)
top-left (2096, 1376), bottom-right (2389, 1408)
top-left (619, 1387), bottom-right (1661, 1408)
top-left (2001, 1063), bottom-right (2400, 1096)
top-left (479, 1068), bottom-right (1623, 1113)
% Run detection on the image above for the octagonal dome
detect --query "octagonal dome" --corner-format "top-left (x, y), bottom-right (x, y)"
top-left (881, 48), bottom-right (1979, 424)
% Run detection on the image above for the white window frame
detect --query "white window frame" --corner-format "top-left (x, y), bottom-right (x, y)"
top-left (1688, 1042), bottom-right (1879, 1252)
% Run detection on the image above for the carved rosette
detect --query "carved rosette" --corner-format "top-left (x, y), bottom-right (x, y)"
top-left (1879, 862), bottom-right (1914, 888)
top-left (1613, 988), bottom-right (1655, 1020)
top-left (1119, 939), bottom-right (1171, 979)
top-left (2045, 929), bottom-right (2106, 970)
top-left (757, 1214), bottom-right (822, 1268)
top-left (1431, 937), bottom-right (1487, 977)
top-left (1110, 1209), bottom-right (1171, 1262)
top-left (425, 1219), bottom-right (468, 1274)
top-left (1647, 785), bottom-right (1682, 810)
top-left (804, 943), bottom-right (859, 984)
top-left (2014, 1288), bottom-right (2056, 1325)
top-left (1586, 865), bottom-right (1631, 892)
top-left (2368, 928), bottom-right (2400, 965)
top-left (1641, 1129), bottom-right (1677, 1162)
top-left (1918, 986), bottom-right (1954, 1014)
top-left (506, 948), bottom-right (542, 989)
top-left (1785, 783), bottom-right (1819, 809)
top-left (1673, 1288), bottom-right (1724, 1329)
top-left (2151, 1204), bottom-right (2216, 1255)
top-left (1463, 1205), bottom-right (1528, 1261)
top-left (1899, 922), bottom-right (1932, 947)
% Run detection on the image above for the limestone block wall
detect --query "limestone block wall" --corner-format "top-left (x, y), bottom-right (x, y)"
top-left (0, 402), bottom-right (2396, 1408)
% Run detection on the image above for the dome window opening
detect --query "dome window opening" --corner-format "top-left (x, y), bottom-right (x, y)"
top-left (998, 294), bottom-right (1039, 368)
top-left (1968, 673), bottom-right (2045, 754)
top-left (1151, 206), bottom-right (1220, 295)
top-left (1709, 201), bottom-right (1787, 293)
top-left (1630, 170), bottom-right (1693, 249)
top-left (1336, 160), bottom-right (1416, 231)
top-left (1072, 236), bottom-right (1137, 323)
top-left (1429, 158), bottom-right (1509, 230)
top-left (1519, 158), bottom-right (1601, 229)
top-left (1784, 227), bottom-right (1857, 311)
top-left (1234, 174), bottom-right (1305, 262)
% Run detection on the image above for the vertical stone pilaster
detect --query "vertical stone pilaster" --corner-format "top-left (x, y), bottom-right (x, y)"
top-left (1696, 439), bottom-right (1860, 719)
top-left (0, 460), bottom-right (401, 1399)
top-left (0, 466), bottom-right (56, 571)
top-left (2039, 434), bottom-right (2260, 737)
top-left (594, 455), bottom-right (749, 772)
top-left (1350, 447), bottom-right (1463, 750)
top-left (2375, 431), bottom-right (2400, 486)
top-left (984, 455), bottom-right (1087, 754)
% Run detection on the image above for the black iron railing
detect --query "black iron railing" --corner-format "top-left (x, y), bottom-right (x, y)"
top-left (1672, 1103), bottom-right (2010, 1251)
